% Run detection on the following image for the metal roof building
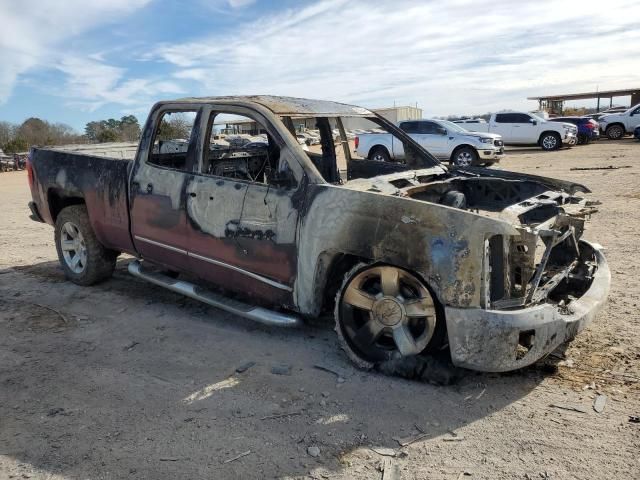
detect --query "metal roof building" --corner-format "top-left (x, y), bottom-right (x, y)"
top-left (528, 87), bottom-right (640, 114)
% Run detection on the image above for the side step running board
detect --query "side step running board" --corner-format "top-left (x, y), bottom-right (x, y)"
top-left (128, 260), bottom-right (301, 328)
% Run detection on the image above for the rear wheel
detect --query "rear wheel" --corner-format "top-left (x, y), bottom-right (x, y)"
top-left (55, 205), bottom-right (118, 286)
top-left (606, 124), bottom-right (625, 140)
top-left (335, 263), bottom-right (441, 369)
top-left (369, 146), bottom-right (390, 162)
top-left (540, 132), bottom-right (561, 151)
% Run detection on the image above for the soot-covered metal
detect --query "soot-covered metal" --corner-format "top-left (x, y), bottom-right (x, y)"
top-left (27, 95), bottom-right (610, 372)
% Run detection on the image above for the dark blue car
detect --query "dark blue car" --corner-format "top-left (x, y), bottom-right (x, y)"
top-left (550, 116), bottom-right (600, 144)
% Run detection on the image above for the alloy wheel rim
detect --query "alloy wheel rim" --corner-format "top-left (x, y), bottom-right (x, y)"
top-left (610, 126), bottom-right (622, 139)
top-left (340, 266), bottom-right (437, 362)
top-left (543, 136), bottom-right (557, 149)
top-left (60, 222), bottom-right (87, 274)
top-left (456, 151), bottom-right (473, 167)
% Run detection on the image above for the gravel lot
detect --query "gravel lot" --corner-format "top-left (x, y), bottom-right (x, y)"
top-left (1, 139), bottom-right (638, 479)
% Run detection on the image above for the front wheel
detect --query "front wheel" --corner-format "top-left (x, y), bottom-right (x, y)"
top-left (606, 124), bottom-right (625, 140)
top-left (540, 133), bottom-right (561, 151)
top-left (55, 205), bottom-right (118, 286)
top-left (451, 146), bottom-right (478, 167)
top-left (335, 263), bottom-right (442, 369)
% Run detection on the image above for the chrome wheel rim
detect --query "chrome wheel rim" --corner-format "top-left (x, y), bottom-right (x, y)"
top-left (60, 222), bottom-right (87, 274)
top-left (339, 266), bottom-right (437, 362)
top-left (542, 135), bottom-right (557, 149)
top-left (455, 151), bottom-right (473, 167)
top-left (371, 152), bottom-right (386, 162)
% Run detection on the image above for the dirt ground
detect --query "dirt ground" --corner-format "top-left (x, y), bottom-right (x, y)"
top-left (1, 140), bottom-right (639, 480)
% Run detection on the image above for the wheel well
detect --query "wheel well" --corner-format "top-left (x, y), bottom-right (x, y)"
top-left (605, 122), bottom-right (625, 131)
top-left (320, 253), bottom-right (370, 314)
top-left (320, 254), bottom-right (447, 316)
top-left (538, 130), bottom-right (561, 144)
top-left (450, 144), bottom-right (476, 161)
top-left (48, 189), bottom-right (85, 221)
top-left (368, 144), bottom-right (390, 160)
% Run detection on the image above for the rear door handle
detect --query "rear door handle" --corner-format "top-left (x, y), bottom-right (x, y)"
top-left (146, 183), bottom-right (153, 194)
top-left (189, 192), bottom-right (197, 197)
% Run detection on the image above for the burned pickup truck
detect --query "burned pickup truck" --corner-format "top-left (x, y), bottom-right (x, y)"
top-left (27, 96), bottom-right (610, 372)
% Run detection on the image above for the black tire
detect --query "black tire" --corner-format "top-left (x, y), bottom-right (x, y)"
top-left (334, 262), bottom-right (445, 370)
top-left (450, 146), bottom-right (478, 167)
top-left (540, 132), bottom-right (561, 151)
top-left (55, 205), bottom-right (118, 286)
top-left (369, 146), bottom-right (390, 162)
top-left (606, 124), bottom-right (625, 140)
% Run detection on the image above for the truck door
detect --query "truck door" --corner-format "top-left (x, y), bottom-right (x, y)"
top-left (490, 113), bottom-right (514, 142)
top-left (510, 113), bottom-right (538, 143)
top-left (420, 121), bottom-right (450, 159)
top-left (399, 121), bottom-right (435, 158)
top-left (184, 106), bottom-right (298, 305)
top-left (129, 107), bottom-right (201, 271)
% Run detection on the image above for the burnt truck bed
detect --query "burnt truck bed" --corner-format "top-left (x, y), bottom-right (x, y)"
top-left (28, 146), bottom-right (136, 254)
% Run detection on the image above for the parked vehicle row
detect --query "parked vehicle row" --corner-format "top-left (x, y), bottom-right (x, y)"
top-left (457, 111), bottom-right (578, 151)
top-left (355, 118), bottom-right (504, 167)
top-left (598, 103), bottom-right (640, 140)
top-left (0, 153), bottom-right (27, 172)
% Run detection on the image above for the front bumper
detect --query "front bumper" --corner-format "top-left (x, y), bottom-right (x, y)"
top-left (445, 241), bottom-right (610, 372)
top-left (475, 145), bottom-right (504, 163)
top-left (562, 132), bottom-right (578, 145)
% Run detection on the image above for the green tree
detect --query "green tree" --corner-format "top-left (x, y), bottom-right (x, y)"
top-left (17, 117), bottom-right (50, 145)
top-left (3, 138), bottom-right (29, 154)
top-left (96, 129), bottom-right (119, 143)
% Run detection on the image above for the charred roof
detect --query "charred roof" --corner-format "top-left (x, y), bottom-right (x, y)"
top-left (172, 95), bottom-right (374, 117)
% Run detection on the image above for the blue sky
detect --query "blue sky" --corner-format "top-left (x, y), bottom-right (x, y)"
top-left (1, 0), bottom-right (639, 132)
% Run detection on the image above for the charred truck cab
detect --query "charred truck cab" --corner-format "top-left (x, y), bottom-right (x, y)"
top-left (27, 96), bottom-right (610, 373)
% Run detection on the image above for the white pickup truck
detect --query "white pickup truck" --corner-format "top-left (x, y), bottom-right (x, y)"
top-left (598, 103), bottom-right (640, 139)
top-left (355, 119), bottom-right (504, 167)
top-left (462, 111), bottom-right (577, 150)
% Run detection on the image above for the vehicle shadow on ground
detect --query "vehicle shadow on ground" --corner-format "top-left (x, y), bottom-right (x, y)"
top-left (504, 146), bottom-right (568, 155)
top-left (0, 260), bottom-right (558, 479)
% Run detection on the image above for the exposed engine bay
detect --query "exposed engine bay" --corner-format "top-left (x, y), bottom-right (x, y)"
top-left (345, 167), bottom-right (601, 311)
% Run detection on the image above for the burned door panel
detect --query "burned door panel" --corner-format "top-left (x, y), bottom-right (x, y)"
top-left (130, 163), bottom-right (191, 269)
top-left (129, 108), bottom-right (200, 270)
top-left (234, 182), bottom-right (298, 284)
top-left (185, 176), bottom-right (294, 305)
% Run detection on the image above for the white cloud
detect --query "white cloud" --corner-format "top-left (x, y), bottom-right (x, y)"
top-left (0, 0), bottom-right (151, 103)
top-left (2, 0), bottom-right (639, 122)
top-left (56, 56), bottom-right (185, 112)
top-left (152, 0), bottom-right (640, 115)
